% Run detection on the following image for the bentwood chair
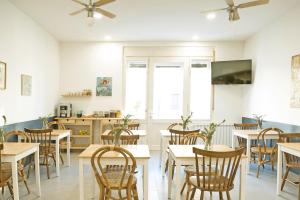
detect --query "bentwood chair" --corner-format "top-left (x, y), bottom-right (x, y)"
top-left (128, 123), bottom-right (140, 130)
top-left (91, 146), bottom-right (139, 200)
top-left (24, 128), bottom-right (56, 179)
top-left (0, 144), bottom-right (14, 198)
top-left (47, 121), bottom-right (66, 165)
top-left (101, 135), bottom-right (140, 145)
top-left (187, 147), bottom-right (245, 200)
top-left (234, 123), bottom-right (258, 149)
top-left (4, 130), bottom-right (31, 194)
top-left (164, 129), bottom-right (201, 176)
top-left (250, 128), bottom-right (283, 178)
top-left (278, 133), bottom-right (300, 191)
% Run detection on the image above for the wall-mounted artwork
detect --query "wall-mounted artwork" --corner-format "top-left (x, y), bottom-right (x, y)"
top-left (0, 61), bottom-right (6, 90)
top-left (21, 74), bottom-right (32, 96)
top-left (290, 54), bottom-right (300, 108)
top-left (96, 77), bottom-right (112, 96)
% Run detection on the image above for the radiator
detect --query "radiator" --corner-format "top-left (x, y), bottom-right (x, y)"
top-left (192, 124), bottom-right (234, 147)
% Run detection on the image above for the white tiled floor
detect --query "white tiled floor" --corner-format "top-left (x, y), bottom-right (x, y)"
top-left (2, 151), bottom-right (298, 200)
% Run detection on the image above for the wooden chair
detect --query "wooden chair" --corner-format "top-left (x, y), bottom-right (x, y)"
top-left (47, 121), bottom-right (66, 165)
top-left (187, 147), bottom-right (245, 200)
top-left (167, 123), bottom-right (183, 130)
top-left (180, 132), bottom-right (206, 195)
top-left (24, 128), bottom-right (56, 179)
top-left (164, 129), bottom-right (201, 176)
top-left (128, 123), bottom-right (140, 130)
top-left (101, 135), bottom-right (140, 145)
top-left (4, 130), bottom-right (31, 194)
top-left (91, 146), bottom-right (139, 200)
top-left (278, 133), bottom-right (300, 191)
top-left (250, 128), bottom-right (283, 178)
top-left (0, 144), bottom-right (14, 198)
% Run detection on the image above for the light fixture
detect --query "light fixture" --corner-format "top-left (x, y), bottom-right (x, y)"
top-left (105, 35), bottom-right (112, 40)
top-left (192, 35), bottom-right (199, 40)
top-left (94, 12), bottom-right (103, 19)
top-left (206, 13), bottom-right (216, 20)
top-left (87, 16), bottom-right (95, 27)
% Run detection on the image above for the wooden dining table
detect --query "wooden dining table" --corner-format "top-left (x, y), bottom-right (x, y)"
top-left (1, 142), bottom-right (41, 200)
top-left (51, 129), bottom-right (71, 176)
top-left (102, 129), bottom-right (147, 144)
top-left (168, 145), bottom-right (247, 200)
top-left (232, 129), bottom-right (279, 174)
top-left (78, 144), bottom-right (151, 200)
top-left (277, 142), bottom-right (300, 198)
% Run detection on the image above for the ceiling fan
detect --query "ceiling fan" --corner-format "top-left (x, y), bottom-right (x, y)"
top-left (70, 0), bottom-right (116, 21)
top-left (202, 0), bottom-right (270, 21)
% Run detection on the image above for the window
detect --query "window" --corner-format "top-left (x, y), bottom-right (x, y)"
top-left (190, 60), bottom-right (211, 120)
top-left (124, 61), bottom-right (147, 119)
top-left (152, 64), bottom-right (184, 119)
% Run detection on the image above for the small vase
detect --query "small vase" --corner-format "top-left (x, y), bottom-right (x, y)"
top-left (204, 138), bottom-right (212, 150)
top-left (114, 135), bottom-right (121, 146)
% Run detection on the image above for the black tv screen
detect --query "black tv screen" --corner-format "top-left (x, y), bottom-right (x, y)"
top-left (211, 59), bottom-right (252, 84)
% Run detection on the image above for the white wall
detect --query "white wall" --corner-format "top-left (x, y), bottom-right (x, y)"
top-left (243, 3), bottom-right (300, 125)
top-left (0, 0), bottom-right (60, 124)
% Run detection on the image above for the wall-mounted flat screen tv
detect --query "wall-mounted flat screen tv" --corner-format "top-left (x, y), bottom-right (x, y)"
top-left (211, 59), bottom-right (252, 84)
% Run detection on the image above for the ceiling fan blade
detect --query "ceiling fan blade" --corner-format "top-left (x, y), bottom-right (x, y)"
top-left (200, 8), bottom-right (227, 14)
top-left (72, 0), bottom-right (87, 7)
top-left (69, 8), bottom-right (87, 16)
top-left (238, 0), bottom-right (269, 9)
top-left (95, 8), bottom-right (116, 18)
top-left (224, 0), bottom-right (235, 6)
top-left (94, 0), bottom-right (116, 7)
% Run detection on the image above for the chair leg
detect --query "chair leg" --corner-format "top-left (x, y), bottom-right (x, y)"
top-left (127, 188), bottom-right (132, 200)
top-left (99, 184), bottom-right (105, 200)
top-left (7, 181), bottom-right (13, 197)
top-left (200, 190), bottom-right (204, 200)
top-left (185, 182), bottom-right (191, 200)
top-left (165, 158), bottom-right (169, 173)
top-left (46, 154), bottom-right (50, 179)
top-left (52, 153), bottom-right (57, 166)
top-left (171, 161), bottom-right (175, 179)
top-left (190, 187), bottom-right (196, 200)
top-left (181, 182), bottom-right (186, 194)
top-left (20, 169), bottom-right (30, 194)
top-left (219, 192), bottom-right (223, 200)
top-left (281, 167), bottom-right (290, 191)
top-left (60, 151), bottom-right (64, 165)
top-left (226, 191), bottom-right (231, 200)
top-left (132, 184), bottom-right (139, 200)
top-left (256, 163), bottom-right (261, 178)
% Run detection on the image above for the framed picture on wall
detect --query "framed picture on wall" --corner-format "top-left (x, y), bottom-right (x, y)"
top-left (96, 77), bottom-right (112, 96)
top-left (290, 54), bottom-right (300, 108)
top-left (21, 74), bottom-right (32, 96)
top-left (0, 61), bottom-right (6, 90)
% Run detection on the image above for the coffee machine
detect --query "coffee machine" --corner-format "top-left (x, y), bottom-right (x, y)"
top-left (57, 103), bottom-right (72, 118)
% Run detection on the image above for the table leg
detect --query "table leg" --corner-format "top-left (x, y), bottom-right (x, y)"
top-left (35, 149), bottom-right (41, 196)
top-left (67, 134), bottom-right (71, 166)
top-left (167, 153), bottom-right (172, 199)
top-left (277, 146), bottom-right (282, 195)
top-left (175, 161), bottom-right (181, 200)
top-left (56, 138), bottom-right (60, 176)
top-left (160, 135), bottom-right (163, 167)
top-left (144, 161), bottom-right (149, 200)
top-left (246, 138), bottom-right (251, 174)
top-left (91, 168), bottom-right (96, 199)
top-left (79, 159), bottom-right (84, 200)
top-left (161, 138), bottom-right (166, 176)
top-left (11, 161), bottom-right (19, 200)
top-left (239, 157), bottom-right (246, 200)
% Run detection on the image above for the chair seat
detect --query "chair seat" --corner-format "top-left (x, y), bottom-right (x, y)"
top-left (1, 162), bottom-right (24, 172)
top-left (101, 171), bottom-right (137, 189)
top-left (0, 163), bottom-right (12, 184)
top-left (251, 147), bottom-right (275, 154)
top-left (189, 175), bottom-right (233, 191)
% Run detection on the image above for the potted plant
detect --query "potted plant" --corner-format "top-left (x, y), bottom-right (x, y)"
top-left (181, 113), bottom-right (193, 130)
top-left (122, 114), bottom-right (132, 129)
top-left (0, 115), bottom-right (7, 150)
top-left (253, 114), bottom-right (264, 129)
top-left (110, 127), bottom-right (124, 146)
top-left (202, 119), bottom-right (225, 150)
top-left (40, 114), bottom-right (52, 129)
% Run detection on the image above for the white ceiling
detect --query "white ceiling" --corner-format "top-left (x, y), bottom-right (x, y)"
top-left (10, 0), bottom-right (299, 42)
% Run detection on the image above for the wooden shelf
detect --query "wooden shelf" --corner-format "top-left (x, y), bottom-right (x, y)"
top-left (71, 135), bottom-right (90, 138)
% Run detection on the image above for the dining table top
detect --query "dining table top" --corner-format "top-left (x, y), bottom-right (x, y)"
top-left (278, 142), bottom-right (300, 151)
top-left (78, 144), bottom-right (151, 159)
top-left (51, 129), bottom-right (71, 136)
top-left (169, 144), bottom-right (241, 158)
top-left (1, 142), bottom-right (39, 156)
top-left (232, 129), bottom-right (279, 136)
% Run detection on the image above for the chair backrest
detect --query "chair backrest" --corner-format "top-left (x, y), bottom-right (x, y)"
top-left (256, 128), bottom-right (283, 154)
top-left (91, 146), bottom-right (137, 193)
top-left (24, 128), bottom-right (53, 150)
top-left (128, 123), bottom-right (139, 130)
top-left (279, 133), bottom-right (300, 165)
top-left (233, 123), bottom-right (258, 130)
top-left (47, 121), bottom-right (66, 130)
top-left (107, 128), bottom-right (133, 136)
top-left (167, 123), bottom-right (183, 130)
top-left (193, 147), bottom-right (245, 191)
top-left (182, 132), bottom-right (206, 145)
top-left (101, 135), bottom-right (140, 145)
top-left (5, 130), bottom-right (31, 143)
top-left (169, 129), bottom-right (201, 145)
